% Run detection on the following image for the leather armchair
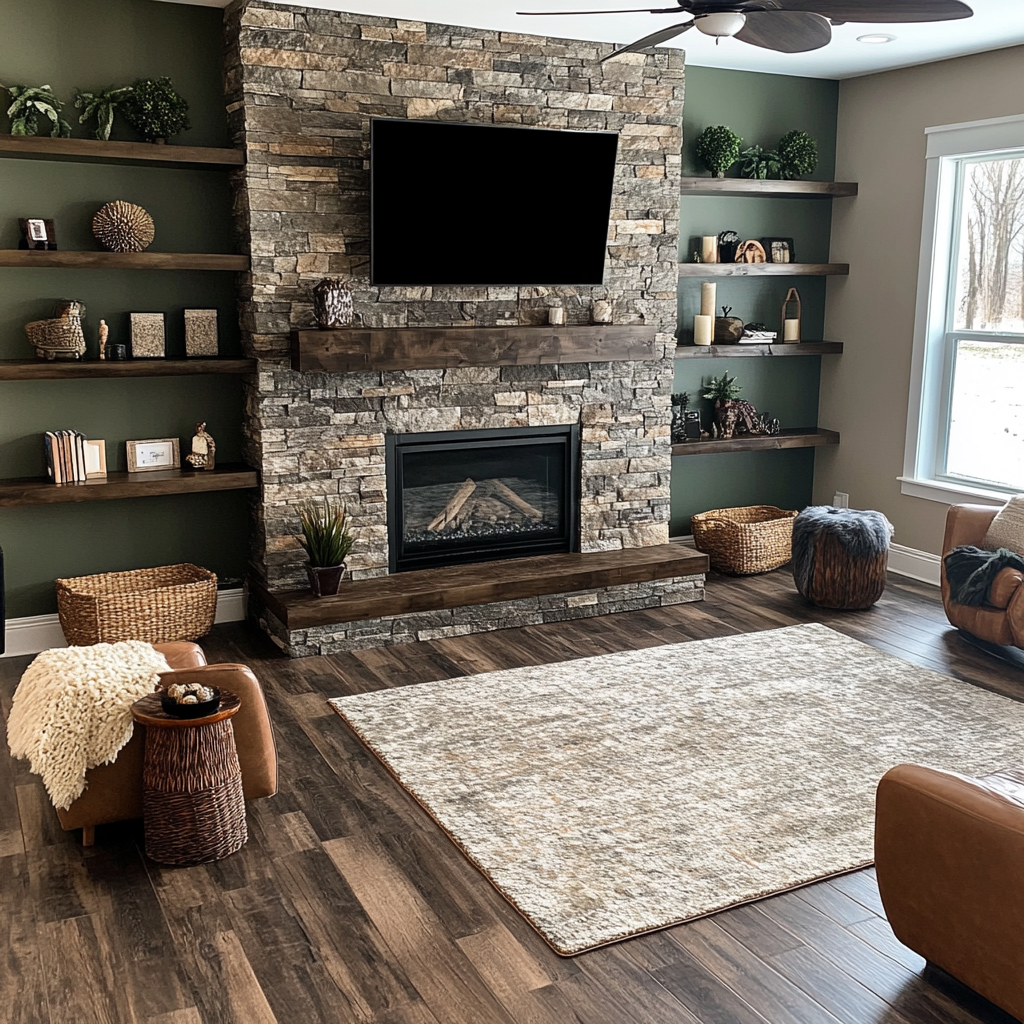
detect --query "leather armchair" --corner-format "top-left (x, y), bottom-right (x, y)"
top-left (55, 641), bottom-right (278, 845)
top-left (876, 764), bottom-right (1024, 1023)
top-left (941, 503), bottom-right (1024, 647)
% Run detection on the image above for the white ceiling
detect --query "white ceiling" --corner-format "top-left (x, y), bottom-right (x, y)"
top-left (158, 0), bottom-right (1024, 79)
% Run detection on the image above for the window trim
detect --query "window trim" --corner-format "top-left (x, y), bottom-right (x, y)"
top-left (901, 112), bottom-right (1024, 504)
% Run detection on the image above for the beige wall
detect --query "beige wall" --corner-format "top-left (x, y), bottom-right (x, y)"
top-left (818, 44), bottom-right (1024, 554)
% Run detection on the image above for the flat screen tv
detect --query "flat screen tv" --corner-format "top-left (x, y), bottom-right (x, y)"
top-left (370, 119), bottom-right (619, 287)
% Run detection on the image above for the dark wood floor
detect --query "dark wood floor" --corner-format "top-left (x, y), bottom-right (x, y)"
top-left (2, 569), bottom-right (1023, 1024)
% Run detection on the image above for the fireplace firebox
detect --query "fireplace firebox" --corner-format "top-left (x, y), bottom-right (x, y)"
top-left (386, 425), bottom-right (580, 573)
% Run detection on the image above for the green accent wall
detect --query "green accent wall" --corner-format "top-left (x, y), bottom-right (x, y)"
top-left (673, 65), bottom-right (840, 535)
top-left (0, 0), bottom-right (248, 618)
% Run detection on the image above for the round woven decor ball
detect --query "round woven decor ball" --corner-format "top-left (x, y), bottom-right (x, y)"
top-left (92, 200), bottom-right (155, 253)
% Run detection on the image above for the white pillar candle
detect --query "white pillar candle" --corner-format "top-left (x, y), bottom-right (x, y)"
top-left (693, 315), bottom-right (714, 346)
top-left (783, 318), bottom-right (801, 343)
top-left (700, 282), bottom-right (717, 318)
top-left (548, 307), bottom-right (565, 325)
top-left (701, 235), bottom-right (718, 264)
top-left (592, 300), bottom-right (612, 324)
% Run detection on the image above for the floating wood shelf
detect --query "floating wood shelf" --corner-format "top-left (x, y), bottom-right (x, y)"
top-left (672, 428), bottom-right (840, 457)
top-left (680, 178), bottom-right (858, 199)
top-left (0, 250), bottom-right (249, 271)
top-left (251, 544), bottom-right (709, 630)
top-left (675, 342), bottom-right (844, 359)
top-left (0, 463), bottom-right (258, 507)
top-left (0, 135), bottom-right (244, 169)
top-left (678, 263), bottom-right (849, 278)
top-left (291, 324), bottom-right (666, 373)
top-left (0, 358), bottom-right (256, 380)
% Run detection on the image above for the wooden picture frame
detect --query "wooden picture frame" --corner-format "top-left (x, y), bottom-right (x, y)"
top-left (126, 437), bottom-right (180, 473)
top-left (761, 237), bottom-right (796, 264)
top-left (18, 218), bottom-right (57, 251)
top-left (83, 439), bottom-right (107, 479)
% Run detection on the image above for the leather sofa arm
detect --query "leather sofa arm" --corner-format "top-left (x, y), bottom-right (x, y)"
top-left (875, 764), bottom-right (1024, 1023)
top-left (153, 641), bottom-right (207, 671)
top-left (158, 664), bottom-right (278, 800)
top-left (943, 504), bottom-right (998, 554)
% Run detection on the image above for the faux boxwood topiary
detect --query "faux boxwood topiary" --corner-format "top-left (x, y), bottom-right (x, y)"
top-left (123, 77), bottom-right (190, 143)
top-left (695, 125), bottom-right (743, 178)
top-left (777, 129), bottom-right (818, 179)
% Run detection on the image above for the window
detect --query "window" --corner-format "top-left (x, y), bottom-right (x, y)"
top-left (902, 115), bottom-right (1024, 504)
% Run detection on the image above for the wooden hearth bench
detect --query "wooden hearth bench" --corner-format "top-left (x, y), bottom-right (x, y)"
top-left (251, 545), bottom-right (708, 632)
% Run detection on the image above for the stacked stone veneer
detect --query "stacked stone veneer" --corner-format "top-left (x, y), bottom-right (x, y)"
top-left (224, 1), bottom-right (700, 653)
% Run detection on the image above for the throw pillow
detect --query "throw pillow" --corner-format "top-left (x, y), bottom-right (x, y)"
top-left (983, 496), bottom-right (1024, 553)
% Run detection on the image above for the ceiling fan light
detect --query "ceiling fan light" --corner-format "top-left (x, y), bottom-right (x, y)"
top-left (857, 33), bottom-right (895, 43)
top-left (695, 11), bottom-right (747, 38)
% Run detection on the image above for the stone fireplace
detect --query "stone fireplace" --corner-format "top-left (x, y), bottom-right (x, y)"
top-left (225, 2), bottom-right (705, 655)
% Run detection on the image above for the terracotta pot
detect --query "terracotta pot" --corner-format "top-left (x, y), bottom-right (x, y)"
top-left (306, 563), bottom-right (346, 597)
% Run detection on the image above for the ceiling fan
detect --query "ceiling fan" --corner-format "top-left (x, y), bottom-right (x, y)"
top-left (516, 0), bottom-right (974, 58)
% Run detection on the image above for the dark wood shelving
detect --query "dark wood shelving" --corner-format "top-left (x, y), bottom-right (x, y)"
top-left (680, 178), bottom-right (858, 199)
top-left (0, 358), bottom-right (256, 380)
top-left (672, 428), bottom-right (840, 457)
top-left (291, 324), bottom-right (665, 373)
top-left (0, 135), bottom-right (244, 169)
top-left (0, 463), bottom-right (258, 507)
top-left (675, 342), bottom-right (844, 359)
top-left (0, 250), bottom-right (249, 271)
top-left (678, 262), bottom-right (849, 278)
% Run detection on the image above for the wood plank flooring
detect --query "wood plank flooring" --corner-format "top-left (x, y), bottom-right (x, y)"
top-left (2, 568), bottom-right (1023, 1024)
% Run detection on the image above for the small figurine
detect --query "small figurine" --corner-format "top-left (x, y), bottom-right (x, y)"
top-left (98, 319), bottom-right (108, 360)
top-left (185, 422), bottom-right (216, 470)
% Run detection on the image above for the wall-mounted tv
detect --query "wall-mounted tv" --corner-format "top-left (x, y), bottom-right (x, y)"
top-left (370, 119), bottom-right (619, 287)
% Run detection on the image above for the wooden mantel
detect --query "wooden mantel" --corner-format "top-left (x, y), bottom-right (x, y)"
top-left (290, 325), bottom-right (666, 373)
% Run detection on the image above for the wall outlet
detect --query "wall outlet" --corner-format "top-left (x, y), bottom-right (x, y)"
top-left (832, 491), bottom-right (849, 509)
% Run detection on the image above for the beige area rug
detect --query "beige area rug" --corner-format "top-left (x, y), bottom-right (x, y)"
top-left (329, 623), bottom-right (1024, 955)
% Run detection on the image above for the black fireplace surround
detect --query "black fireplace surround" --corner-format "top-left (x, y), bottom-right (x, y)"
top-left (386, 425), bottom-right (580, 573)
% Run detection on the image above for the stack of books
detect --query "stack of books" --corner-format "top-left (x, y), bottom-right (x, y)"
top-left (44, 430), bottom-right (89, 484)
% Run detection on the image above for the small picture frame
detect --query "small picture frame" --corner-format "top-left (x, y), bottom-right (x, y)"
top-left (761, 237), bottom-right (796, 264)
top-left (126, 437), bottom-right (180, 473)
top-left (683, 410), bottom-right (702, 440)
top-left (18, 218), bottom-right (57, 251)
top-left (83, 439), bottom-right (107, 479)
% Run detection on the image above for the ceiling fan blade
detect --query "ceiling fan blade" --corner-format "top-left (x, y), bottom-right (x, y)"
top-left (518, 6), bottom-right (686, 14)
top-left (735, 9), bottom-right (831, 51)
top-left (601, 20), bottom-right (694, 60)
top-left (775, 0), bottom-right (972, 21)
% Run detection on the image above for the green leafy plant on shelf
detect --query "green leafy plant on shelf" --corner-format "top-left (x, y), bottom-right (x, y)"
top-left (776, 129), bottom-right (818, 178)
top-left (2, 83), bottom-right (71, 137)
top-left (297, 496), bottom-right (354, 568)
top-left (75, 86), bottom-right (132, 141)
top-left (122, 77), bottom-right (190, 143)
top-left (740, 145), bottom-right (783, 180)
top-left (702, 372), bottom-right (743, 403)
top-left (695, 125), bottom-right (743, 178)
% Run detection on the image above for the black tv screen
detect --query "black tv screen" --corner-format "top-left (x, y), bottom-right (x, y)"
top-left (370, 119), bottom-right (619, 287)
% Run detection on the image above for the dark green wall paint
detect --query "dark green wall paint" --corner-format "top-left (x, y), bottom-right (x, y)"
top-left (673, 65), bottom-right (838, 534)
top-left (0, 0), bottom-right (246, 618)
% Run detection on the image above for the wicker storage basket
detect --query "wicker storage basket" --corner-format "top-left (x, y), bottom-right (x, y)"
top-left (25, 316), bottom-right (86, 360)
top-left (691, 505), bottom-right (798, 575)
top-left (56, 563), bottom-right (217, 646)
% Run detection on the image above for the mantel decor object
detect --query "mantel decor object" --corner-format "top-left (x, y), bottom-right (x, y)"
top-left (548, 306), bottom-right (566, 326)
top-left (714, 306), bottom-right (745, 344)
top-left (312, 277), bottom-right (353, 329)
top-left (184, 309), bottom-right (218, 357)
top-left (763, 238), bottom-right (795, 264)
top-left (130, 312), bottom-right (165, 358)
top-left (126, 437), bottom-right (180, 473)
top-left (736, 240), bottom-right (767, 264)
top-left (693, 314), bottom-right (713, 347)
top-left (717, 231), bottom-right (740, 264)
top-left (185, 423), bottom-right (216, 471)
top-left (701, 235), bottom-right (718, 264)
top-left (782, 287), bottom-right (802, 344)
top-left (92, 201), bottom-right (155, 253)
top-left (699, 282), bottom-right (716, 318)
top-left (18, 218), bottom-right (57, 251)
top-left (592, 300), bottom-right (612, 324)
top-left (25, 299), bottom-right (86, 361)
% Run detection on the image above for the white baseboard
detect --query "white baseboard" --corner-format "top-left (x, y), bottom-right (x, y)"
top-left (886, 543), bottom-right (942, 586)
top-left (2, 587), bottom-right (246, 659)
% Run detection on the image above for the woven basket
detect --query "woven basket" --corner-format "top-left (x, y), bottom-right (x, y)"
top-left (25, 316), bottom-right (86, 360)
top-left (56, 563), bottom-right (217, 646)
top-left (691, 505), bottom-right (798, 575)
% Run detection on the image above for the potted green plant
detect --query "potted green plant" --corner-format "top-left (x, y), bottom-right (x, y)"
top-left (75, 86), bottom-right (132, 141)
top-left (695, 125), bottom-right (743, 178)
top-left (2, 83), bottom-right (71, 137)
top-left (740, 145), bottom-right (783, 180)
top-left (122, 77), bottom-right (190, 143)
top-left (296, 496), bottom-right (354, 597)
top-left (776, 129), bottom-right (818, 180)
top-left (702, 371), bottom-right (743, 437)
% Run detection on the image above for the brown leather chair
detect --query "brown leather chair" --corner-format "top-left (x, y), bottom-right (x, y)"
top-left (941, 503), bottom-right (1024, 647)
top-left (876, 764), bottom-right (1024, 1022)
top-left (55, 641), bottom-right (278, 845)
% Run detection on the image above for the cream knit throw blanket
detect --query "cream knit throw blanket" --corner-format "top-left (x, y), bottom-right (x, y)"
top-left (7, 641), bottom-right (171, 810)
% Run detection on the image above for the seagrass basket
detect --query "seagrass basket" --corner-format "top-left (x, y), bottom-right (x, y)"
top-left (25, 316), bottom-right (86, 360)
top-left (56, 563), bottom-right (217, 645)
top-left (690, 505), bottom-right (798, 575)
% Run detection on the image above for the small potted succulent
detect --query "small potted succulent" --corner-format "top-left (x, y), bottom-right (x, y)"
top-left (297, 496), bottom-right (354, 597)
top-left (695, 125), bottom-right (743, 178)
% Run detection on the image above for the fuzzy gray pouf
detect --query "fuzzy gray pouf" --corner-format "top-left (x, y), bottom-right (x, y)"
top-left (330, 624), bottom-right (1024, 955)
top-left (792, 506), bottom-right (893, 596)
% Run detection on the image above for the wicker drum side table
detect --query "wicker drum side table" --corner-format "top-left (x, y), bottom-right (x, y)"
top-left (131, 691), bottom-right (247, 865)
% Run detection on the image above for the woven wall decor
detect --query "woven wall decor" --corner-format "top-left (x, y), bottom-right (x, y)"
top-left (130, 312), bottom-right (165, 358)
top-left (92, 200), bottom-right (155, 253)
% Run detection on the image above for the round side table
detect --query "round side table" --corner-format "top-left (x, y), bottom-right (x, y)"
top-left (131, 690), bottom-right (248, 866)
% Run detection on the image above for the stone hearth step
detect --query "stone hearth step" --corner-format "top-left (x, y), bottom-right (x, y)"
top-left (251, 545), bottom-right (708, 631)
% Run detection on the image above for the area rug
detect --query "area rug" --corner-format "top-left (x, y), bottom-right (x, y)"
top-left (329, 623), bottom-right (1024, 955)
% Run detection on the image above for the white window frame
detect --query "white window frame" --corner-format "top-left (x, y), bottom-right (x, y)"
top-left (901, 112), bottom-right (1024, 506)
